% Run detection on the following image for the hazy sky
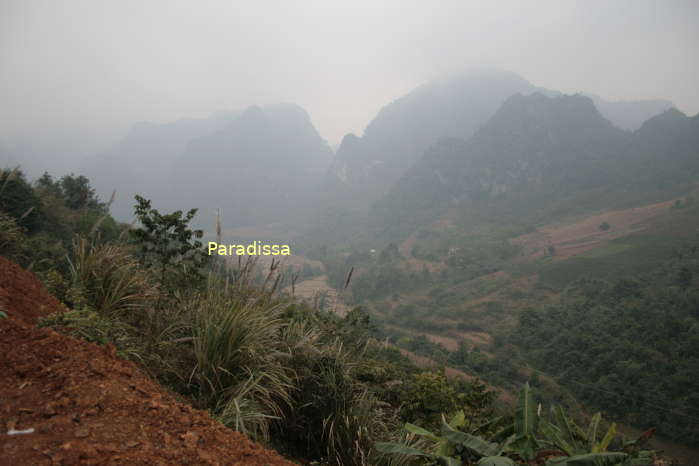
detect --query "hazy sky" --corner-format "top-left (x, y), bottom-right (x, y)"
top-left (1, 0), bottom-right (698, 153)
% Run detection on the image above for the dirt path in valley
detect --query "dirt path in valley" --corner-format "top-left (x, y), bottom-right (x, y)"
top-left (0, 256), bottom-right (295, 466)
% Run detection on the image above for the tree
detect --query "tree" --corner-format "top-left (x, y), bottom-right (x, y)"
top-left (0, 167), bottom-right (43, 232)
top-left (599, 221), bottom-right (611, 231)
top-left (35, 172), bottom-right (64, 198)
top-left (60, 174), bottom-right (103, 211)
top-left (129, 195), bottom-right (208, 290)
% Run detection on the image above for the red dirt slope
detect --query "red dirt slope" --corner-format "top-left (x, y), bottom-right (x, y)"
top-left (0, 257), bottom-right (66, 325)
top-left (0, 257), bottom-right (294, 465)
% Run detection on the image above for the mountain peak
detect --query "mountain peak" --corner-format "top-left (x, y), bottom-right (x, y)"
top-left (481, 93), bottom-right (613, 144)
top-left (636, 107), bottom-right (696, 140)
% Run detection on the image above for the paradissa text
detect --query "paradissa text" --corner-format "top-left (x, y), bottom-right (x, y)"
top-left (207, 241), bottom-right (291, 256)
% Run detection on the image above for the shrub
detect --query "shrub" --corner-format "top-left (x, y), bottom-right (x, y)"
top-left (190, 289), bottom-right (292, 440)
top-left (0, 210), bottom-right (26, 260)
top-left (130, 195), bottom-right (209, 291)
top-left (67, 235), bottom-right (156, 318)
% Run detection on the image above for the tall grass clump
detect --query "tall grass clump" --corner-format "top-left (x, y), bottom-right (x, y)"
top-left (189, 287), bottom-right (293, 441)
top-left (67, 235), bottom-right (156, 317)
top-left (40, 235), bottom-right (158, 356)
top-left (275, 328), bottom-right (396, 465)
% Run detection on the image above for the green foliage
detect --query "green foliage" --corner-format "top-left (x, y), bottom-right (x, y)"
top-left (401, 372), bottom-right (462, 429)
top-left (277, 331), bottom-right (384, 463)
top-left (599, 221), bottom-right (611, 231)
top-left (0, 169), bottom-right (123, 275)
top-left (546, 452), bottom-right (628, 466)
top-left (190, 289), bottom-right (291, 426)
top-left (0, 167), bottom-right (43, 232)
top-left (375, 412), bottom-right (506, 466)
top-left (538, 408), bottom-right (619, 457)
top-left (677, 266), bottom-right (692, 290)
top-left (130, 195), bottom-right (208, 290)
top-left (477, 458), bottom-right (516, 466)
top-left (59, 173), bottom-right (104, 211)
top-left (378, 385), bottom-right (657, 466)
top-left (41, 308), bottom-right (138, 350)
top-left (66, 235), bottom-right (157, 317)
top-left (508, 382), bottom-right (539, 460)
top-left (19, 167), bottom-right (671, 464)
top-left (0, 210), bottom-right (27, 260)
top-left (513, 243), bottom-right (699, 443)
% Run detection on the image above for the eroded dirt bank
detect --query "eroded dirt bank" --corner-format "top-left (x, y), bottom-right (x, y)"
top-left (0, 256), bottom-right (294, 465)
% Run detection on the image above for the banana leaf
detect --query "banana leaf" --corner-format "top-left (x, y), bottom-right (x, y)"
top-left (477, 456), bottom-right (517, 466)
top-left (586, 413), bottom-right (601, 451)
top-left (441, 419), bottom-right (500, 457)
top-left (405, 422), bottom-right (441, 441)
top-left (449, 410), bottom-right (466, 429)
top-left (546, 452), bottom-right (628, 466)
top-left (439, 457), bottom-right (463, 466)
top-left (374, 441), bottom-right (435, 459)
top-left (507, 434), bottom-right (539, 461)
top-left (593, 423), bottom-right (616, 453)
top-left (515, 383), bottom-right (538, 436)
top-left (539, 418), bottom-right (577, 456)
top-left (553, 405), bottom-right (582, 453)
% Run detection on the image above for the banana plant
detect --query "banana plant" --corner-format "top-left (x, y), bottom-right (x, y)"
top-left (538, 407), bottom-right (657, 465)
top-left (375, 384), bottom-right (657, 466)
top-left (501, 382), bottom-right (541, 461)
top-left (538, 408), bottom-right (618, 456)
top-left (546, 452), bottom-right (629, 465)
top-left (375, 410), bottom-right (515, 465)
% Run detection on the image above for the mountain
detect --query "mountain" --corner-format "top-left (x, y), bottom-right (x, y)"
top-left (168, 103), bottom-right (333, 228)
top-left (82, 111), bottom-right (240, 219)
top-left (370, 93), bottom-right (695, 237)
top-left (324, 70), bottom-right (540, 210)
top-left (322, 70), bottom-right (674, 214)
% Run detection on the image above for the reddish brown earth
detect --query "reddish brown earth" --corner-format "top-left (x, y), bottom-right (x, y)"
top-left (0, 256), bottom-right (295, 465)
top-left (511, 198), bottom-right (677, 260)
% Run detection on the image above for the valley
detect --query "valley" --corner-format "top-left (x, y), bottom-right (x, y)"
top-left (3, 65), bottom-right (698, 464)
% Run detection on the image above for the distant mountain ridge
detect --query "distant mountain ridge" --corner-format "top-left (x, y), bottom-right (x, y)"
top-left (168, 103), bottom-right (333, 228)
top-left (82, 111), bottom-right (241, 219)
top-left (369, 92), bottom-right (697, 236)
top-left (321, 70), bottom-right (674, 213)
top-left (324, 70), bottom-right (540, 209)
top-left (82, 104), bottom-right (332, 227)
top-left (75, 70), bottom-right (678, 229)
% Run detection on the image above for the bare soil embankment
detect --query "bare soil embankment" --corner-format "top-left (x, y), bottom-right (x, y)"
top-left (0, 256), bottom-right (294, 466)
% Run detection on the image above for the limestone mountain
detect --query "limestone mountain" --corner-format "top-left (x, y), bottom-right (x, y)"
top-left (82, 111), bottom-right (240, 219)
top-left (370, 93), bottom-right (696, 237)
top-left (325, 70), bottom-right (539, 210)
top-left (168, 103), bottom-right (333, 228)
top-left (323, 70), bottom-right (674, 213)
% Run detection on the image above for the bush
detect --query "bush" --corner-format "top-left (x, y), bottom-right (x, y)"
top-left (0, 210), bottom-right (26, 260)
top-left (66, 235), bottom-right (156, 318)
top-left (190, 289), bottom-right (292, 441)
